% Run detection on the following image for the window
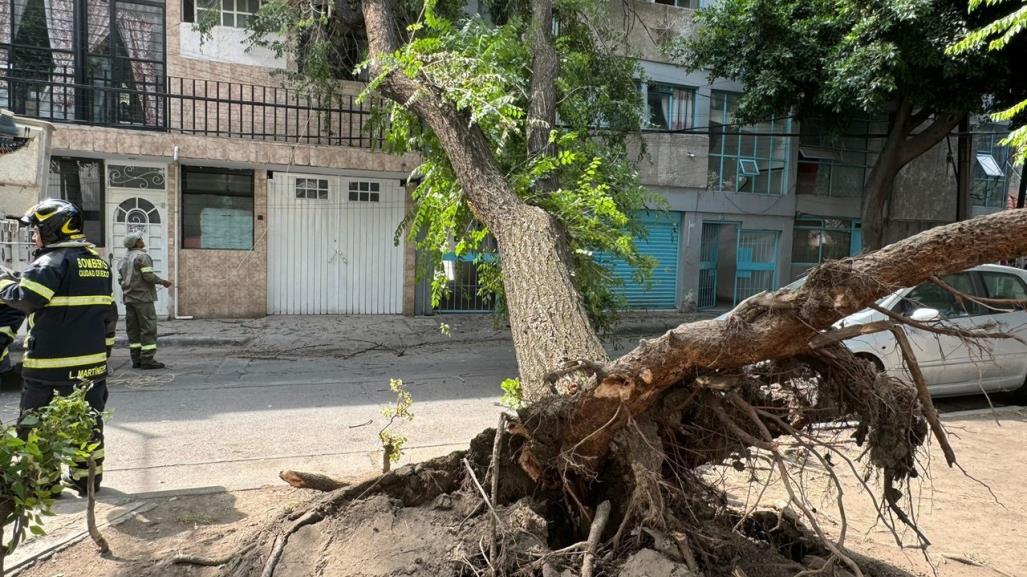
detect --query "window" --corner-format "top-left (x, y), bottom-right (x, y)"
top-left (653, 0), bottom-right (699, 7)
top-left (0, 0), bottom-right (167, 126)
top-left (791, 218), bottom-right (859, 267)
top-left (898, 273), bottom-right (982, 318)
top-left (196, 0), bottom-right (261, 28)
top-left (348, 181), bottom-right (380, 202)
top-left (47, 157), bottom-right (105, 247)
top-left (181, 166), bottom-right (254, 250)
top-left (972, 123), bottom-right (1012, 208)
top-left (795, 119), bottom-right (870, 198)
top-left (708, 91), bottom-right (791, 195)
top-left (980, 272), bottom-right (1027, 308)
top-left (643, 83), bottom-right (695, 130)
top-left (296, 178), bottom-right (328, 200)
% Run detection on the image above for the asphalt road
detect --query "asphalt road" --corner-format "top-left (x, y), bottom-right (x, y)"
top-left (0, 338), bottom-right (520, 495)
top-left (1, 335), bottom-right (1021, 497)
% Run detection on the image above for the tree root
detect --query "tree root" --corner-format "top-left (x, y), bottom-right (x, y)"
top-left (86, 457), bottom-right (109, 554)
top-left (278, 470), bottom-right (350, 492)
top-left (580, 500), bottom-right (610, 577)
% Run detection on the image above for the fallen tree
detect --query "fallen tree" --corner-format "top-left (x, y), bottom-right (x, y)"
top-left (129, 0), bottom-right (1027, 574)
top-left (136, 210), bottom-right (1027, 577)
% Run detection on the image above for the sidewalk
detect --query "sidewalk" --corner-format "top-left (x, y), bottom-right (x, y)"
top-left (13, 310), bottom-right (717, 350)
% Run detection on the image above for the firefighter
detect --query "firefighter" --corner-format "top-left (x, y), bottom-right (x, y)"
top-left (118, 231), bottom-right (171, 369)
top-left (0, 276), bottom-right (24, 392)
top-left (0, 199), bottom-right (115, 496)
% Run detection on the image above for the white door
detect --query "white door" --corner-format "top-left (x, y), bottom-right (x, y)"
top-left (267, 173), bottom-right (406, 314)
top-left (105, 164), bottom-right (170, 316)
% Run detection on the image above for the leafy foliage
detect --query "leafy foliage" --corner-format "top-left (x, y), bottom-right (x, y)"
top-left (680, 0), bottom-right (1011, 129)
top-left (360, 1), bottom-right (655, 334)
top-left (378, 378), bottom-right (414, 471)
top-left (1, 386), bottom-right (97, 557)
top-left (949, 0), bottom-right (1027, 164)
top-left (499, 377), bottom-right (522, 409)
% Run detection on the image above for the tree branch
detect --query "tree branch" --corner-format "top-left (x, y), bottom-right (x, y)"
top-left (532, 209), bottom-right (1027, 473)
top-left (899, 113), bottom-right (961, 166)
top-left (527, 0), bottom-right (559, 189)
top-left (930, 274), bottom-right (1027, 311)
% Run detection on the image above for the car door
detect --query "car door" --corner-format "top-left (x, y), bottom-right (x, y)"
top-left (926, 273), bottom-right (995, 395)
top-left (890, 284), bottom-right (948, 388)
top-left (894, 276), bottom-right (988, 395)
top-left (977, 270), bottom-right (1027, 391)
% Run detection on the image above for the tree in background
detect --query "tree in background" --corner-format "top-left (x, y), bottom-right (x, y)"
top-left (682, 0), bottom-right (1023, 249)
top-left (949, 0), bottom-right (1027, 165)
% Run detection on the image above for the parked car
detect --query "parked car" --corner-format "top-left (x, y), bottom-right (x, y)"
top-left (721, 264), bottom-right (1027, 399)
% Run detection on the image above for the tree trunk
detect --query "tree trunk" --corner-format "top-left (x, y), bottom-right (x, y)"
top-left (361, 0), bottom-right (607, 401)
top-left (860, 99), bottom-right (960, 250)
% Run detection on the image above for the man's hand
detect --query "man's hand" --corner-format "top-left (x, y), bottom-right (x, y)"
top-left (163, 280), bottom-right (173, 288)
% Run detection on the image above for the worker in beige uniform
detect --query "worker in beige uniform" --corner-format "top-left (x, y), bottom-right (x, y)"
top-left (118, 232), bottom-right (171, 369)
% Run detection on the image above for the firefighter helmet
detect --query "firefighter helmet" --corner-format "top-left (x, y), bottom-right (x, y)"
top-left (19, 199), bottom-right (85, 245)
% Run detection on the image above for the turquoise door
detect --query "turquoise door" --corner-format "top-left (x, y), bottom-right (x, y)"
top-left (735, 230), bottom-right (780, 303)
top-left (600, 211), bottom-right (680, 309)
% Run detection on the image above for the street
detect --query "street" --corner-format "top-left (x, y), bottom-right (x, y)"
top-left (2, 313), bottom-right (1021, 498)
top-left (2, 337), bottom-right (517, 495)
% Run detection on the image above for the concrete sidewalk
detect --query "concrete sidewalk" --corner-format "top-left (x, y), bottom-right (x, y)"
top-left (82, 310), bottom-right (717, 349)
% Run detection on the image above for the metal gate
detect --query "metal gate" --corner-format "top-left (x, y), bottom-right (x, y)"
top-left (698, 222), bottom-right (731, 309)
top-left (0, 220), bottom-right (33, 272)
top-left (267, 173), bottom-right (406, 314)
top-left (734, 230), bottom-right (779, 303)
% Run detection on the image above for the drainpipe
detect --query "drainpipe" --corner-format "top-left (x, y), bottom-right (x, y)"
top-left (171, 146), bottom-right (193, 320)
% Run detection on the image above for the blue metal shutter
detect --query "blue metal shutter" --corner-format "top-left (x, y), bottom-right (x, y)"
top-left (601, 211), bottom-right (680, 309)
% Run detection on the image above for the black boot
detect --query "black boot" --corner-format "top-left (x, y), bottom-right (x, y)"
top-left (130, 350), bottom-right (141, 369)
top-left (139, 359), bottom-right (166, 370)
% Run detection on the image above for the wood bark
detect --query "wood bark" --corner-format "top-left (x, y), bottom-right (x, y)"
top-left (533, 209), bottom-right (1027, 472)
top-left (861, 98), bottom-right (960, 250)
top-left (279, 470), bottom-right (350, 491)
top-left (527, 0), bottom-right (559, 195)
top-left (360, 0), bottom-right (607, 401)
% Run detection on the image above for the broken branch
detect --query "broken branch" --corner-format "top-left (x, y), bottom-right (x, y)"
top-left (279, 470), bottom-right (350, 492)
top-left (580, 500), bottom-right (611, 577)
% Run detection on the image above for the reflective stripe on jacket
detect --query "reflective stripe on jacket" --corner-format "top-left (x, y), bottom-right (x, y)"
top-left (0, 244), bottom-right (114, 383)
top-left (119, 249), bottom-right (164, 304)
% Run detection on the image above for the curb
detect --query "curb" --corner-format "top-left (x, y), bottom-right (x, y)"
top-left (7, 336), bottom-right (251, 351)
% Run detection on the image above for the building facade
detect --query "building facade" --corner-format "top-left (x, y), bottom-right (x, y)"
top-left (0, 0), bottom-right (1019, 317)
top-left (0, 0), bottom-right (419, 317)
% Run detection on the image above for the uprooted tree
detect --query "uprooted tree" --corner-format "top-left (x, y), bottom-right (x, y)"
top-left (147, 0), bottom-right (1027, 575)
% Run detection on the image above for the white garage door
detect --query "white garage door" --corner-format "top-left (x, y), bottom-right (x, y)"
top-left (267, 173), bottom-right (406, 314)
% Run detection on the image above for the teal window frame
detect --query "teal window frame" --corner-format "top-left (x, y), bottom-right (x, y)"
top-left (707, 91), bottom-right (792, 195)
top-left (791, 217), bottom-right (861, 266)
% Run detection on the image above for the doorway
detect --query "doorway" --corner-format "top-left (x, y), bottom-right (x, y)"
top-left (698, 222), bottom-right (780, 309)
top-left (106, 163), bottom-right (169, 316)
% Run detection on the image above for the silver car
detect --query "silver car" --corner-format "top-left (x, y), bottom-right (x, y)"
top-left (727, 264), bottom-right (1027, 399)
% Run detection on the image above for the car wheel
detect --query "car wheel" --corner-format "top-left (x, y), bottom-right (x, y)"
top-left (1011, 374), bottom-right (1027, 405)
top-left (856, 353), bottom-right (884, 373)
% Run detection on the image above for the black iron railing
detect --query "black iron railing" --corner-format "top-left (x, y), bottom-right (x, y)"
top-left (0, 71), bottom-right (385, 149)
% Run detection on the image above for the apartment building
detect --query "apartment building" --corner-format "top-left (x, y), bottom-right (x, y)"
top-left (575, 1), bottom-right (1020, 312)
top-left (0, 0), bottom-right (419, 318)
top-left (0, 0), bottom-right (1018, 317)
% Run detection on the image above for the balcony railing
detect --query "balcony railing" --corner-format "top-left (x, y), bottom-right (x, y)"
top-left (0, 71), bottom-right (385, 149)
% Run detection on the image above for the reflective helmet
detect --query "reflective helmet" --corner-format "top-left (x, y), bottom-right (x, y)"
top-left (19, 199), bottom-right (85, 245)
